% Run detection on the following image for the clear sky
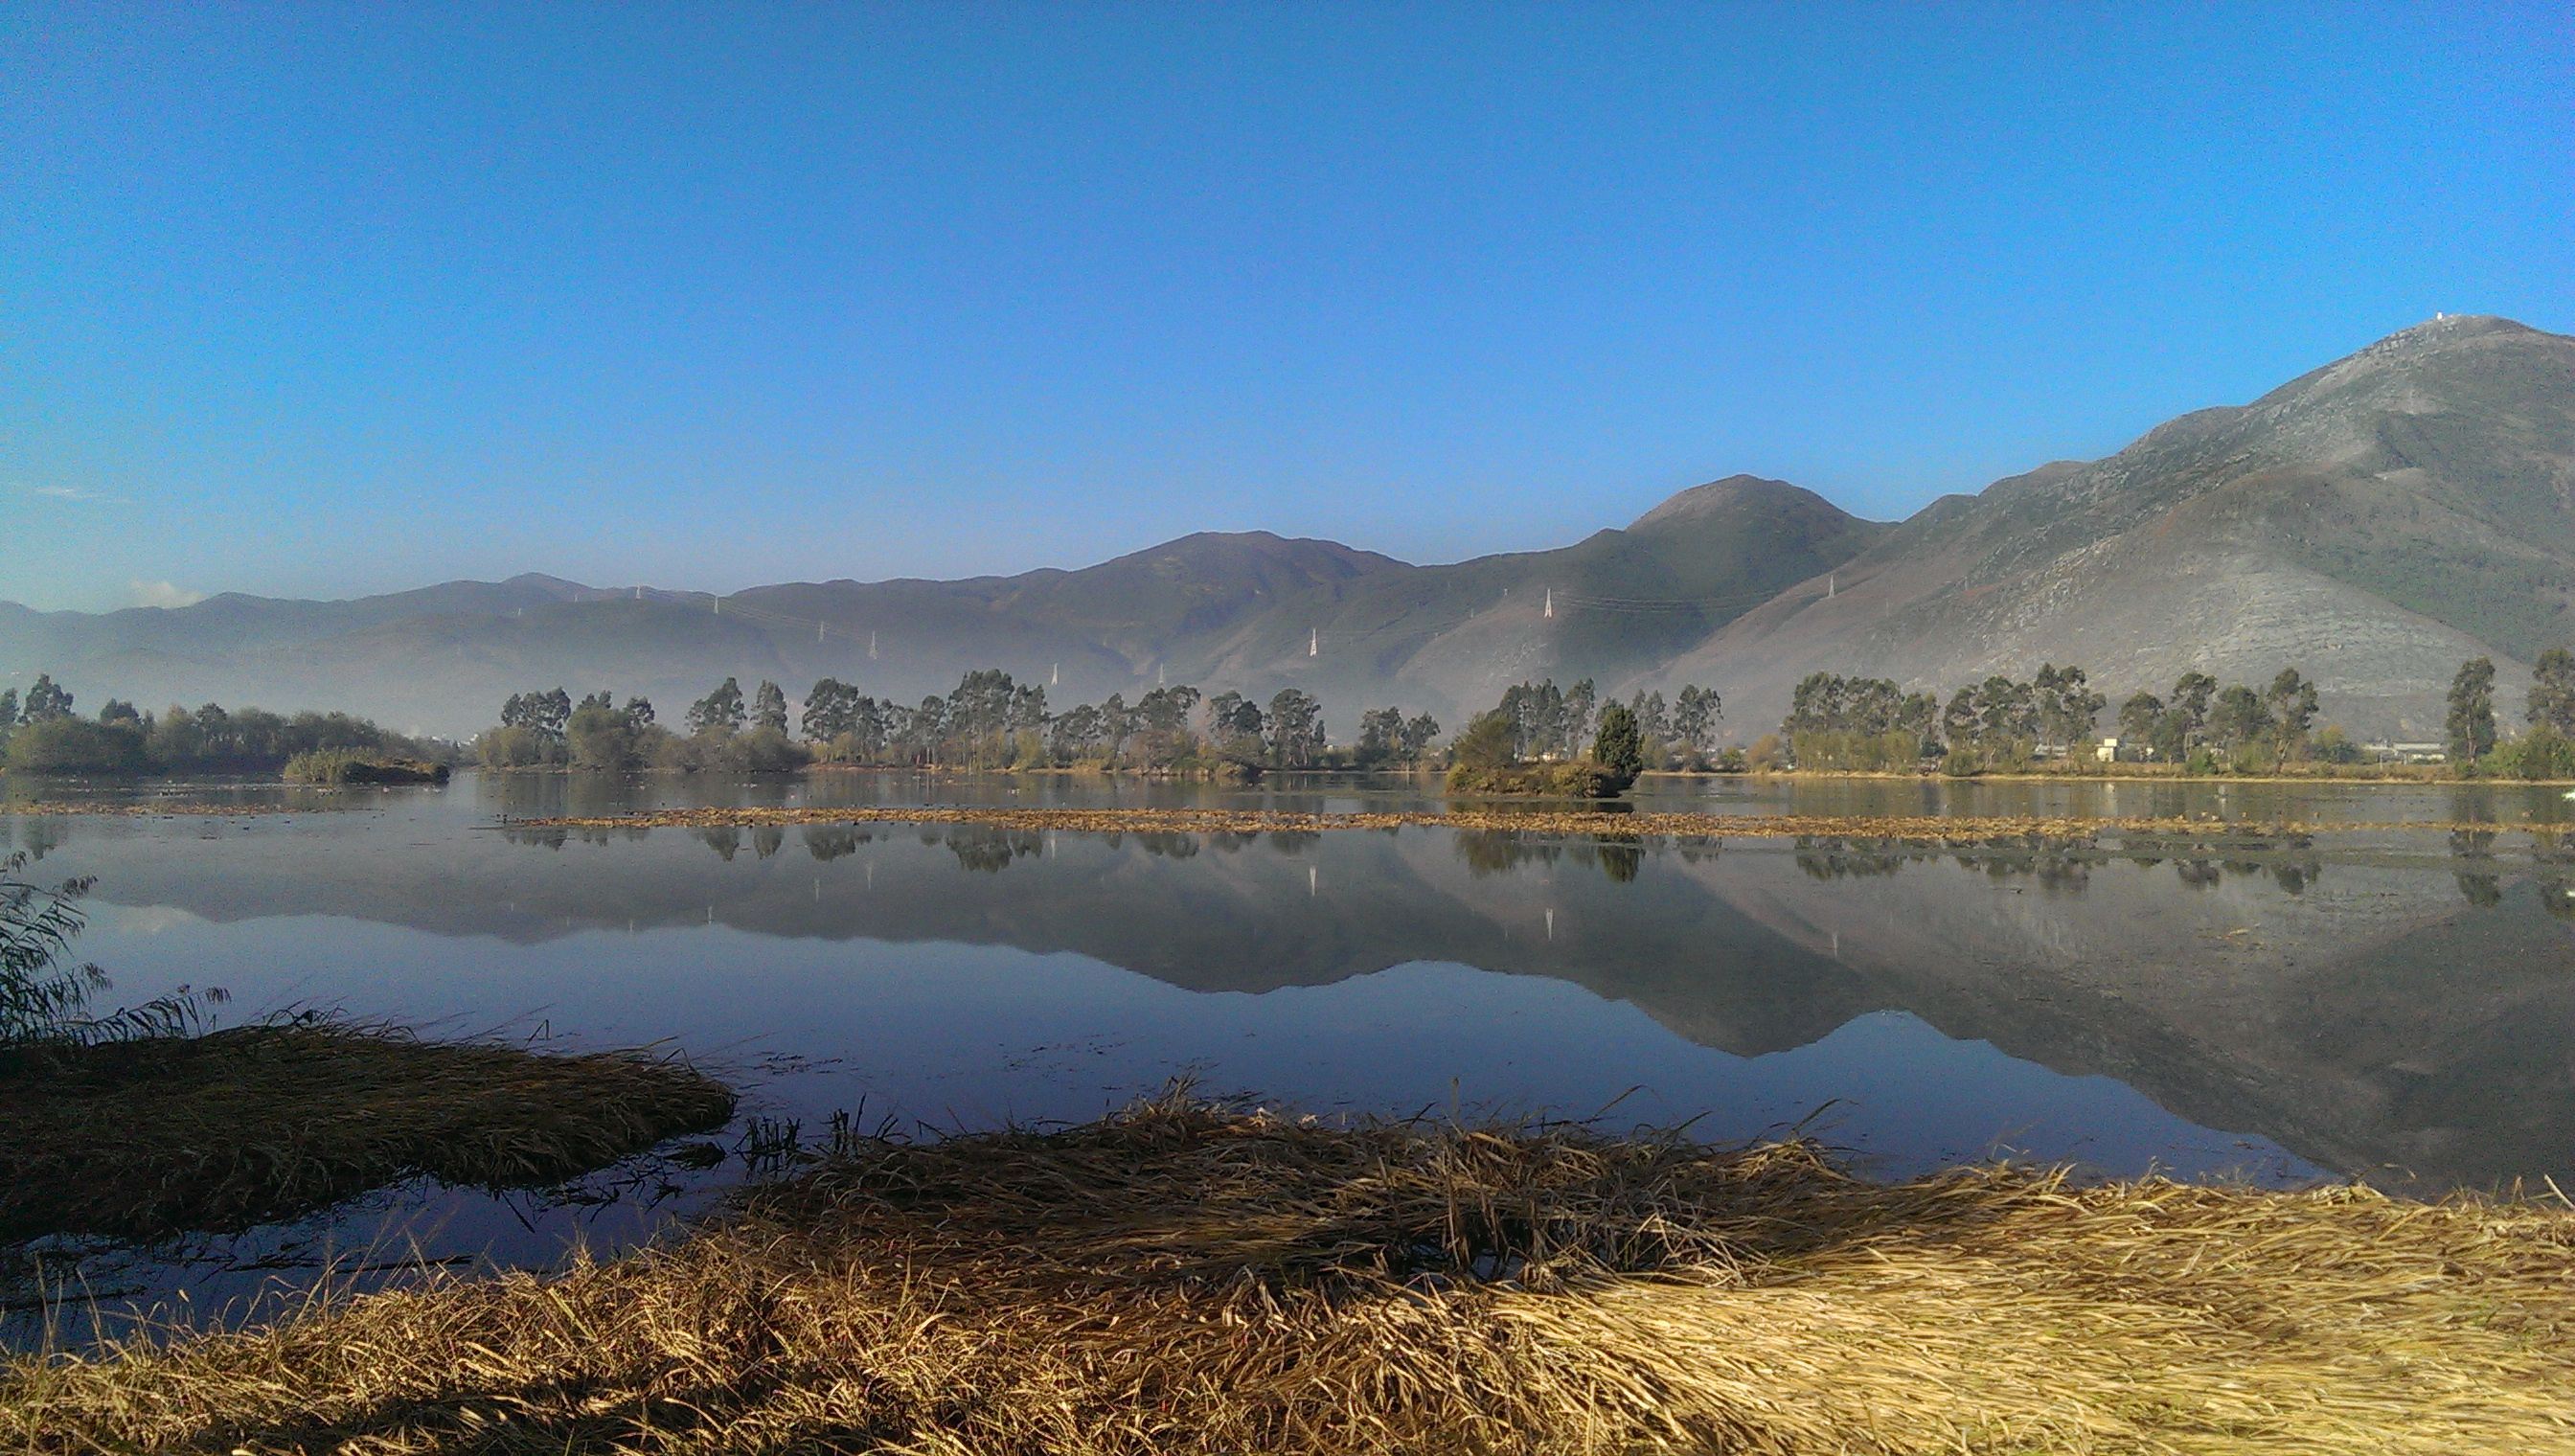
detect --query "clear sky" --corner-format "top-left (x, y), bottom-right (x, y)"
top-left (4, 4), bottom-right (2566, 611)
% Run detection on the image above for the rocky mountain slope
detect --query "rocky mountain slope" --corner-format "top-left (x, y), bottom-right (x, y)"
top-left (1652, 316), bottom-right (2573, 738)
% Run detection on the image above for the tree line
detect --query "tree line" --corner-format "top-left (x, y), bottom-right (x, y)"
top-left (2446, 650), bottom-right (2575, 780)
top-left (1473, 678), bottom-right (1723, 769)
top-left (0, 673), bottom-right (447, 775)
top-left (1778, 651), bottom-right (2575, 778)
top-left (1780, 664), bottom-right (2327, 773)
top-left (1443, 678), bottom-right (1722, 797)
top-left (477, 671), bottom-right (1445, 774)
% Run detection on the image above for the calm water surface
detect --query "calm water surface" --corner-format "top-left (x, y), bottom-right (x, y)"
top-left (7, 770), bottom-right (2570, 1346)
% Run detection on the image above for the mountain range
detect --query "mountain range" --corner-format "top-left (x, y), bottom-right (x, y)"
top-left (7, 313), bottom-right (2568, 739)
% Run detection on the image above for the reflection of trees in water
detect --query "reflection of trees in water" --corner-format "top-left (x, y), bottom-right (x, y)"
top-left (695, 826), bottom-right (741, 861)
top-left (2136, 851), bottom-right (2323, 896)
top-left (2452, 830), bottom-right (2501, 909)
top-left (2536, 832), bottom-right (2575, 921)
top-left (751, 826), bottom-right (785, 860)
top-left (11, 818), bottom-right (65, 862)
top-left (799, 827), bottom-right (876, 862)
top-left (945, 827), bottom-right (1044, 875)
top-left (1452, 830), bottom-right (1645, 884)
top-left (1792, 837), bottom-right (1913, 880)
top-left (1969, 850), bottom-right (2091, 897)
top-left (1134, 831), bottom-right (1198, 861)
top-left (1596, 838), bottom-right (1642, 884)
top-left (1455, 831), bottom-right (1548, 877)
top-left (1265, 830), bottom-right (1318, 856)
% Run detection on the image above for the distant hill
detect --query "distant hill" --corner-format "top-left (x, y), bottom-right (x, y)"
top-left (5, 317), bottom-right (2568, 739)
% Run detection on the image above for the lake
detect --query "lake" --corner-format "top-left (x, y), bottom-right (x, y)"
top-left (7, 769), bottom-right (2571, 1346)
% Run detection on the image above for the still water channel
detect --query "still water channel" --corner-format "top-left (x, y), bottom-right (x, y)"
top-left (7, 770), bottom-right (2571, 1345)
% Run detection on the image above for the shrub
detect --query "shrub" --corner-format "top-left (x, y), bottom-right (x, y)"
top-left (478, 724), bottom-right (566, 769)
top-left (2481, 725), bottom-right (2575, 782)
top-left (3, 717), bottom-right (148, 775)
top-left (1591, 704), bottom-right (1644, 792)
top-left (1445, 761), bottom-right (1619, 798)
top-left (282, 750), bottom-right (450, 785)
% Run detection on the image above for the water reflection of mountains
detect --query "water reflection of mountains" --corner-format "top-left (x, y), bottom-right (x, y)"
top-left (29, 812), bottom-right (2575, 1192)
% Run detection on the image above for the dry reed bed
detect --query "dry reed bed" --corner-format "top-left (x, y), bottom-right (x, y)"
top-left (1, 1022), bottom-right (736, 1243)
top-left (502, 803), bottom-right (2541, 844)
top-left (10, 1097), bottom-right (2571, 1454)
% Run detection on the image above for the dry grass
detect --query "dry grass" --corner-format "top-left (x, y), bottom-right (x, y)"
top-left (10, 1096), bottom-right (2570, 1454)
top-left (502, 803), bottom-right (2547, 845)
top-left (0, 1021), bottom-right (736, 1243)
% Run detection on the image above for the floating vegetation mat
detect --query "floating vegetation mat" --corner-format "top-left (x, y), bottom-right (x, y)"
top-left (10, 1097), bottom-right (2570, 1453)
top-left (501, 803), bottom-right (2546, 844)
top-left (0, 800), bottom-right (321, 817)
top-left (0, 1022), bottom-right (737, 1243)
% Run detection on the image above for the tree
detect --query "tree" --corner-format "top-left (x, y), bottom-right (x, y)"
top-left (1097, 693), bottom-right (1131, 763)
top-left (1671, 685), bottom-right (1722, 761)
top-left (1049, 702), bottom-right (1106, 762)
top-left (802, 679), bottom-right (855, 741)
top-left (1592, 702), bottom-right (1644, 792)
top-left (2033, 665), bottom-right (2105, 752)
top-left (2446, 657), bottom-right (2497, 763)
top-left (2211, 684), bottom-right (2273, 750)
top-left (751, 680), bottom-right (790, 736)
top-left (2529, 648), bottom-right (2575, 735)
top-left (1941, 688), bottom-right (1979, 750)
top-left (1355, 706), bottom-right (1404, 764)
top-left (566, 698), bottom-right (636, 771)
top-left (2169, 672), bottom-right (2217, 751)
top-left (1398, 712), bottom-right (1441, 762)
top-left (22, 674), bottom-right (73, 723)
top-left (2266, 669), bottom-right (2319, 766)
top-left (501, 687), bottom-right (572, 739)
top-left (1453, 710), bottom-right (1516, 770)
top-left (1561, 679), bottom-right (1598, 754)
top-left (2117, 693), bottom-right (2164, 754)
top-left (1630, 690), bottom-right (1671, 744)
top-left (687, 677), bottom-right (747, 738)
top-left (1265, 689), bottom-right (1324, 768)
top-left (1205, 691), bottom-right (1264, 747)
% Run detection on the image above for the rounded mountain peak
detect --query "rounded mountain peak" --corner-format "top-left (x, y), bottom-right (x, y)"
top-left (1629, 475), bottom-right (1836, 533)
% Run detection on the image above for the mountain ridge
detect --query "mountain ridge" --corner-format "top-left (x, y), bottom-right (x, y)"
top-left (8, 316), bottom-right (2567, 739)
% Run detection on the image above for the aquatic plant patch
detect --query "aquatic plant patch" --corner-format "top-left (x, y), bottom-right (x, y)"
top-left (0, 1021), bottom-right (736, 1243)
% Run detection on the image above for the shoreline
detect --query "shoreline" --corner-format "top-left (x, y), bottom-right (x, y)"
top-left (491, 803), bottom-right (2569, 842)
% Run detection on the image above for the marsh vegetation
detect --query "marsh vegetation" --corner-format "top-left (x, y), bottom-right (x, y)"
top-left (9, 1096), bottom-right (2570, 1454)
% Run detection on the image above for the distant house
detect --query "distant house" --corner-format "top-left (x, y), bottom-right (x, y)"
top-left (2096, 737), bottom-right (2120, 763)
top-left (2380, 741), bottom-right (2448, 763)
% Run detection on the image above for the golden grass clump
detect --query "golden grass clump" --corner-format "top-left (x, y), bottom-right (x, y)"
top-left (0, 1021), bottom-right (736, 1243)
top-left (8, 1095), bottom-right (2571, 1454)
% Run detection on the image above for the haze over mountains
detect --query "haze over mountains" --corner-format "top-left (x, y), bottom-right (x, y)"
top-left (8, 315), bottom-right (2568, 739)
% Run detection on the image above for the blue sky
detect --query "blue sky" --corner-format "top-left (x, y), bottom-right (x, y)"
top-left (4, 4), bottom-right (2566, 610)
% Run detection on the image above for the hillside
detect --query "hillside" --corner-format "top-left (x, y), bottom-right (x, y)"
top-left (4, 317), bottom-right (2567, 740)
top-left (1651, 316), bottom-right (2574, 738)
